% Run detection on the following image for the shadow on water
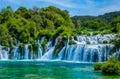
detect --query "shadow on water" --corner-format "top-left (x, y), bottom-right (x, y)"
top-left (0, 60), bottom-right (120, 79)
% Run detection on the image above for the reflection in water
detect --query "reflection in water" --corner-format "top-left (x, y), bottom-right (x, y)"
top-left (0, 61), bottom-right (120, 79)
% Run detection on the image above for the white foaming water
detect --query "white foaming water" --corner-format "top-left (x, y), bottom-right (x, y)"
top-left (0, 45), bottom-right (9, 60)
top-left (0, 34), bottom-right (119, 62)
top-left (74, 34), bottom-right (116, 44)
top-left (40, 47), bottom-right (55, 60)
top-left (57, 44), bottom-right (114, 62)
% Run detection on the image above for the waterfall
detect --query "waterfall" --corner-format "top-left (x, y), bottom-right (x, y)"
top-left (57, 44), bottom-right (114, 62)
top-left (57, 34), bottom-right (117, 62)
top-left (38, 47), bottom-right (42, 59)
top-left (12, 47), bottom-right (19, 59)
top-left (24, 44), bottom-right (29, 59)
top-left (0, 34), bottom-right (119, 62)
top-left (0, 45), bottom-right (9, 60)
top-left (40, 38), bottom-right (58, 60)
top-left (41, 47), bottom-right (55, 60)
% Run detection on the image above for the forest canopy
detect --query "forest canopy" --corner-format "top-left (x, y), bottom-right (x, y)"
top-left (0, 6), bottom-right (120, 47)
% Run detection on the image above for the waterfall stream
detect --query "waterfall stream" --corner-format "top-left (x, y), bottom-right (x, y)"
top-left (0, 34), bottom-right (119, 62)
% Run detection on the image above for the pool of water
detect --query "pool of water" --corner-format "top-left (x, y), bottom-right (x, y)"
top-left (0, 60), bottom-right (120, 79)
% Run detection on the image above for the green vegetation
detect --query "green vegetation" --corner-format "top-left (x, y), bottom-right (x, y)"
top-left (94, 58), bottom-right (120, 75)
top-left (41, 38), bottom-right (48, 53)
top-left (0, 6), bottom-right (73, 47)
top-left (94, 63), bottom-right (102, 71)
top-left (0, 6), bottom-right (120, 48)
top-left (72, 11), bottom-right (120, 34)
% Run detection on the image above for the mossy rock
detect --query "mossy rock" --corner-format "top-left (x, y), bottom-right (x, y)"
top-left (41, 38), bottom-right (48, 53)
top-left (53, 38), bottom-right (64, 57)
top-left (18, 43), bottom-right (25, 58)
top-left (32, 43), bottom-right (39, 57)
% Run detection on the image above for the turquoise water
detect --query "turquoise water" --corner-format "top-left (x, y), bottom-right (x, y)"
top-left (0, 60), bottom-right (120, 79)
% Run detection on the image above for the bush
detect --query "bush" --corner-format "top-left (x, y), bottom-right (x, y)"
top-left (94, 58), bottom-right (120, 75)
top-left (101, 62), bottom-right (120, 74)
top-left (69, 40), bottom-right (76, 45)
top-left (93, 31), bottom-right (101, 35)
top-left (81, 30), bottom-right (90, 35)
top-left (94, 58), bottom-right (120, 74)
top-left (94, 63), bottom-right (102, 70)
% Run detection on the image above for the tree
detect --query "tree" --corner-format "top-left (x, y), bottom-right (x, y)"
top-left (15, 6), bottom-right (31, 19)
top-left (111, 16), bottom-right (120, 33)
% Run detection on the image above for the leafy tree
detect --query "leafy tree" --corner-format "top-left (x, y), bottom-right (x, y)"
top-left (111, 16), bottom-right (120, 33)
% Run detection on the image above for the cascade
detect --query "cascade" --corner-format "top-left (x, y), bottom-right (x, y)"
top-left (0, 45), bottom-right (9, 60)
top-left (0, 34), bottom-right (119, 62)
top-left (57, 44), bottom-right (114, 62)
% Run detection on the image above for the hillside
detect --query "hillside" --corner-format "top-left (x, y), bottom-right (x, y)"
top-left (71, 11), bottom-right (120, 32)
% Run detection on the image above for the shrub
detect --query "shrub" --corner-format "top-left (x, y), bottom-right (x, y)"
top-left (93, 31), bottom-right (101, 35)
top-left (94, 58), bottom-right (120, 75)
top-left (94, 63), bottom-right (102, 70)
top-left (101, 62), bottom-right (120, 74)
top-left (69, 40), bottom-right (76, 45)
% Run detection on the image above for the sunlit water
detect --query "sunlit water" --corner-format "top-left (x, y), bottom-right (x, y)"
top-left (0, 60), bottom-right (120, 79)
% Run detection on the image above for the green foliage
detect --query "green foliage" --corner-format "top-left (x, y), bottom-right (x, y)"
top-left (69, 40), bottom-right (76, 45)
top-left (93, 31), bottom-right (101, 35)
top-left (0, 25), bottom-right (9, 46)
top-left (113, 38), bottom-right (120, 51)
top-left (0, 6), bottom-right (74, 47)
top-left (32, 43), bottom-right (39, 57)
top-left (53, 26), bottom-right (73, 41)
top-left (111, 16), bottom-right (120, 33)
top-left (0, 6), bottom-right (120, 47)
top-left (28, 44), bottom-right (33, 54)
top-left (82, 20), bottom-right (107, 31)
top-left (18, 43), bottom-right (25, 57)
top-left (72, 11), bottom-right (120, 34)
top-left (101, 62), bottom-right (120, 74)
top-left (94, 63), bottom-right (102, 70)
top-left (94, 58), bottom-right (120, 75)
top-left (19, 31), bottom-right (30, 43)
top-left (41, 39), bottom-right (48, 53)
top-left (81, 30), bottom-right (90, 35)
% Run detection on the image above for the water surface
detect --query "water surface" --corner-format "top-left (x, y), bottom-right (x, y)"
top-left (0, 60), bottom-right (120, 79)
